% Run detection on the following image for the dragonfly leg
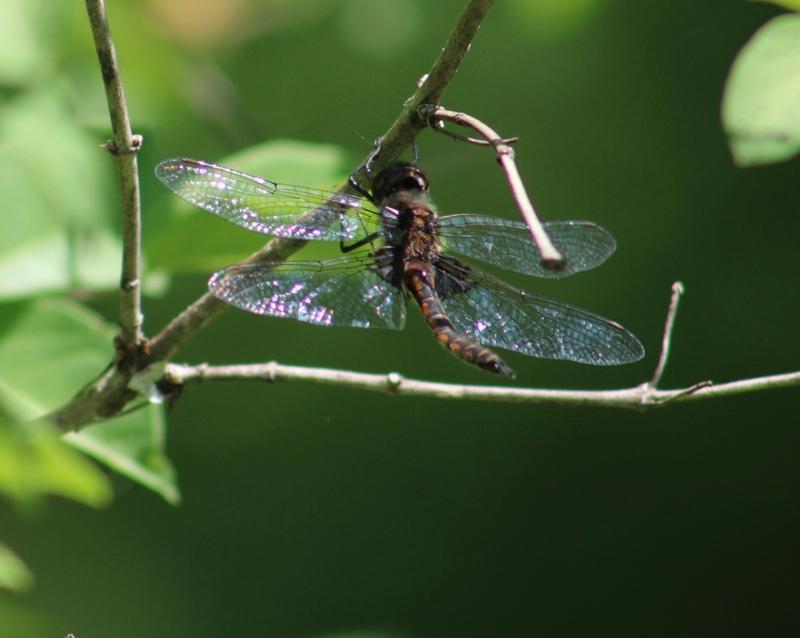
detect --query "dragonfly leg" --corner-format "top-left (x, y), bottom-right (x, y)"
top-left (340, 231), bottom-right (382, 254)
top-left (348, 174), bottom-right (374, 202)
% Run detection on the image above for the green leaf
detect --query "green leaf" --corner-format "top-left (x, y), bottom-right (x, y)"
top-left (749, 0), bottom-right (800, 11)
top-left (722, 15), bottom-right (800, 166)
top-left (0, 542), bottom-right (31, 593)
top-left (146, 139), bottom-right (355, 272)
top-left (0, 298), bottom-right (179, 502)
top-left (0, 299), bottom-right (113, 419)
top-left (0, 87), bottom-right (121, 298)
top-left (0, 0), bottom-right (52, 86)
top-left (65, 407), bottom-right (180, 505)
top-left (0, 417), bottom-right (111, 509)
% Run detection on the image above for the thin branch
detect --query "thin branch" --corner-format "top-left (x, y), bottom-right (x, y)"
top-left (153, 280), bottom-right (796, 408)
top-left (421, 105), bottom-right (565, 269)
top-left (85, 0), bottom-right (143, 348)
top-left (145, 0), bottom-right (496, 363)
top-left (164, 362), bottom-right (800, 409)
top-left (649, 281), bottom-right (684, 388)
top-left (432, 125), bottom-right (519, 147)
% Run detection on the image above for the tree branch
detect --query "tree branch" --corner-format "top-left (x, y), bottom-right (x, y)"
top-left (85, 0), bottom-right (143, 348)
top-left (162, 364), bottom-right (798, 409)
top-left (159, 281), bottom-right (797, 408)
top-left (422, 105), bottom-right (565, 268)
top-left (648, 281), bottom-right (684, 389)
top-left (145, 0), bottom-right (496, 363)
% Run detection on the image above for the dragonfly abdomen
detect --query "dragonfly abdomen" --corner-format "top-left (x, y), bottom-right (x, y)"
top-left (404, 261), bottom-right (514, 378)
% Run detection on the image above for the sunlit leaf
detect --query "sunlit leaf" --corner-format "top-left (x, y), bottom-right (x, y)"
top-left (0, 87), bottom-right (120, 298)
top-left (0, 298), bottom-right (178, 502)
top-left (722, 15), bottom-right (800, 165)
top-left (146, 139), bottom-right (355, 272)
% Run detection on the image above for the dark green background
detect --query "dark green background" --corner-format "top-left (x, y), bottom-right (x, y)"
top-left (3, 0), bottom-right (800, 635)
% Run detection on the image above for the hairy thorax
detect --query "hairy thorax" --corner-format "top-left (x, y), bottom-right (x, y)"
top-left (380, 190), bottom-right (441, 264)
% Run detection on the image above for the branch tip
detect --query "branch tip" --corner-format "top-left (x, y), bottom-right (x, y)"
top-left (649, 280), bottom-right (686, 389)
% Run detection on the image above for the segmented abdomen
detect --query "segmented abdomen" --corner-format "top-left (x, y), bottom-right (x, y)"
top-left (403, 261), bottom-right (514, 377)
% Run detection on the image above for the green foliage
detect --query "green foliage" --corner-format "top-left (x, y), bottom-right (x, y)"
top-left (723, 14), bottom-right (800, 165)
top-left (752, 0), bottom-right (800, 11)
top-left (0, 542), bottom-right (32, 593)
top-left (0, 88), bottom-right (119, 299)
top-left (0, 298), bottom-right (178, 503)
top-left (65, 407), bottom-right (180, 505)
top-left (0, 417), bottom-right (111, 509)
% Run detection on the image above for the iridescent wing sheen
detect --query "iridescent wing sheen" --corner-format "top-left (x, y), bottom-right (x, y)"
top-left (155, 158), bottom-right (380, 241)
top-left (433, 256), bottom-right (644, 365)
top-left (438, 215), bottom-right (616, 278)
top-left (208, 254), bottom-right (406, 330)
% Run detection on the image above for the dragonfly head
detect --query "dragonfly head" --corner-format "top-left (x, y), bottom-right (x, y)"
top-left (371, 163), bottom-right (430, 201)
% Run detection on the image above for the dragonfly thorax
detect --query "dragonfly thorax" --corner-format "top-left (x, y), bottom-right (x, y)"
top-left (371, 163), bottom-right (430, 201)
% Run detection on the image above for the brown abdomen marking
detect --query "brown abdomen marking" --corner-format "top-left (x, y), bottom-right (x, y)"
top-left (403, 261), bottom-right (514, 377)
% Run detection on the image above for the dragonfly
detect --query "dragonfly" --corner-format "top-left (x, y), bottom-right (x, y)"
top-left (155, 158), bottom-right (644, 377)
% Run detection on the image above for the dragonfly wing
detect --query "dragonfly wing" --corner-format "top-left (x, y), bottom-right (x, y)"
top-left (433, 256), bottom-right (644, 365)
top-left (438, 215), bottom-right (617, 277)
top-left (156, 158), bottom-right (379, 241)
top-left (209, 255), bottom-right (406, 330)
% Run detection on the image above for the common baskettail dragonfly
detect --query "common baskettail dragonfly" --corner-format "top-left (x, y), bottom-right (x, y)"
top-left (155, 159), bottom-right (644, 377)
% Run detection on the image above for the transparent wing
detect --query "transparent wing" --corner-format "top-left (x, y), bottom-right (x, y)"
top-left (438, 215), bottom-right (616, 278)
top-left (434, 256), bottom-right (644, 365)
top-left (155, 158), bottom-right (380, 241)
top-left (208, 254), bottom-right (406, 330)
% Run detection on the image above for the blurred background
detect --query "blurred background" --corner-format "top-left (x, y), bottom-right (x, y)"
top-left (1, 0), bottom-right (799, 635)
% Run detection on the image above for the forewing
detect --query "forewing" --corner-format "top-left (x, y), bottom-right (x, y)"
top-left (208, 255), bottom-right (406, 330)
top-left (155, 158), bottom-right (379, 241)
top-left (438, 215), bottom-right (616, 277)
top-left (434, 256), bottom-right (644, 365)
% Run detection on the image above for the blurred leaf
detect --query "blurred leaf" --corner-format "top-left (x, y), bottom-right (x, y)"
top-left (0, 298), bottom-right (178, 502)
top-left (65, 407), bottom-right (180, 505)
top-left (722, 15), bottom-right (800, 166)
top-left (0, 87), bottom-right (120, 298)
top-left (338, 0), bottom-right (422, 58)
top-left (0, 543), bottom-right (30, 593)
top-left (0, 0), bottom-right (53, 85)
top-left (0, 416), bottom-right (111, 509)
top-left (507, 0), bottom-right (603, 36)
top-left (146, 139), bottom-right (355, 272)
top-left (749, 0), bottom-right (800, 11)
top-left (0, 299), bottom-right (112, 420)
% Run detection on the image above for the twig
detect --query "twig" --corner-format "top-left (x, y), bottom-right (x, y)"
top-left (432, 125), bottom-right (519, 147)
top-left (421, 105), bottom-right (565, 270)
top-left (85, 0), bottom-right (143, 348)
top-left (145, 0), bottom-right (496, 363)
top-left (352, 0), bottom-right (498, 175)
top-left (163, 362), bottom-right (800, 409)
top-left (154, 281), bottom-right (797, 410)
top-left (649, 281), bottom-right (684, 388)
